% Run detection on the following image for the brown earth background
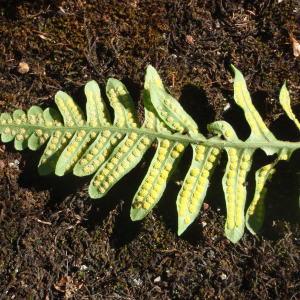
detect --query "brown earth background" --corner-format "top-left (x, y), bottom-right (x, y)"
top-left (0, 0), bottom-right (300, 299)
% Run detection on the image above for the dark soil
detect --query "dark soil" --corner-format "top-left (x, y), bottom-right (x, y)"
top-left (0, 0), bottom-right (300, 299)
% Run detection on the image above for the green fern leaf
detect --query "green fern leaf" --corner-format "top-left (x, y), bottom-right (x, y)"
top-left (177, 143), bottom-right (220, 235)
top-left (279, 82), bottom-right (300, 130)
top-left (208, 121), bottom-right (254, 242)
top-left (0, 64), bottom-right (299, 244)
top-left (231, 65), bottom-right (277, 155)
top-left (246, 150), bottom-right (291, 234)
top-left (131, 139), bottom-right (187, 221)
top-left (146, 65), bottom-right (199, 136)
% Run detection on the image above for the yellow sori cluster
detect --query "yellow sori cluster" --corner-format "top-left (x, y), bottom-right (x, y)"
top-left (143, 111), bottom-right (156, 130)
top-left (107, 88), bottom-right (138, 128)
top-left (279, 153), bottom-right (289, 161)
top-left (15, 128), bottom-right (29, 142)
top-left (225, 149), bottom-right (251, 229)
top-left (86, 90), bottom-right (110, 127)
top-left (247, 190), bottom-right (266, 218)
top-left (133, 139), bottom-right (179, 210)
top-left (56, 96), bottom-right (85, 127)
top-left (165, 114), bottom-right (185, 132)
top-left (168, 97), bottom-right (198, 133)
top-left (78, 130), bottom-right (120, 174)
top-left (13, 112), bottom-right (27, 125)
top-left (28, 109), bottom-right (62, 127)
top-left (1, 110), bottom-right (61, 143)
top-left (126, 112), bottom-right (138, 127)
top-left (195, 145), bottom-right (220, 163)
top-left (159, 101), bottom-right (198, 134)
top-left (2, 117), bottom-right (32, 141)
top-left (144, 76), bottom-right (163, 90)
top-left (93, 133), bottom-right (150, 194)
top-left (221, 125), bottom-right (235, 140)
top-left (2, 126), bottom-right (18, 139)
top-left (1, 112), bottom-right (40, 139)
top-left (0, 113), bottom-right (17, 136)
top-left (0, 114), bottom-right (13, 125)
top-left (40, 130), bottom-right (68, 163)
top-left (62, 129), bottom-right (93, 170)
top-left (247, 164), bottom-right (275, 216)
top-left (34, 129), bottom-right (50, 145)
top-left (177, 146), bottom-right (220, 225)
top-left (45, 119), bottom-right (62, 127)
top-left (27, 112), bottom-right (44, 126)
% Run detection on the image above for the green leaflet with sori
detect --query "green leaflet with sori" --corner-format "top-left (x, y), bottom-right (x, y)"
top-left (0, 65), bottom-right (299, 243)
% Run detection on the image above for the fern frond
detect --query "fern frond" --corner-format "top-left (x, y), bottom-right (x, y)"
top-left (0, 65), bottom-right (299, 243)
top-left (279, 82), bottom-right (300, 130)
top-left (176, 143), bottom-right (220, 235)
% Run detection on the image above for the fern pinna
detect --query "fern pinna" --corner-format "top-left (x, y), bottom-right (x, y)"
top-left (1, 65), bottom-right (299, 243)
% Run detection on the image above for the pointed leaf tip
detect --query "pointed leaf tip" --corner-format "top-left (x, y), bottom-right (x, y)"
top-left (145, 65), bottom-right (165, 91)
top-left (230, 63), bottom-right (236, 70)
top-left (146, 64), bottom-right (156, 72)
top-left (85, 80), bottom-right (99, 90)
top-left (231, 64), bottom-right (243, 80)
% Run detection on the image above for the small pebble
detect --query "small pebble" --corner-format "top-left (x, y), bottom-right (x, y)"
top-left (132, 278), bottom-right (143, 286)
top-left (186, 35), bottom-right (195, 45)
top-left (224, 103), bottom-right (231, 112)
top-left (290, 36), bottom-right (300, 57)
top-left (18, 62), bottom-right (30, 74)
top-left (8, 159), bottom-right (20, 169)
top-left (80, 265), bottom-right (88, 271)
top-left (0, 160), bottom-right (5, 170)
top-left (203, 202), bottom-right (210, 210)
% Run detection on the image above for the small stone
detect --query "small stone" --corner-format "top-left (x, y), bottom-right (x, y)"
top-left (223, 103), bottom-right (231, 111)
top-left (18, 62), bottom-right (30, 74)
top-left (186, 35), bottom-right (195, 45)
top-left (132, 277), bottom-right (143, 286)
top-left (0, 160), bottom-right (5, 170)
top-left (80, 265), bottom-right (88, 271)
top-left (8, 159), bottom-right (20, 169)
top-left (154, 276), bottom-right (161, 283)
top-left (203, 202), bottom-right (210, 210)
top-left (201, 221), bottom-right (207, 228)
top-left (290, 35), bottom-right (300, 57)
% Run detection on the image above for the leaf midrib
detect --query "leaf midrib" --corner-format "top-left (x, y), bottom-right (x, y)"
top-left (1, 123), bottom-right (299, 151)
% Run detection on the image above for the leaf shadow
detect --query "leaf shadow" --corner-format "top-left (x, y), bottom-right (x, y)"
top-left (179, 84), bottom-right (215, 135)
top-left (86, 148), bottom-right (157, 248)
top-left (18, 150), bottom-right (88, 206)
top-left (260, 153), bottom-right (300, 240)
top-left (221, 88), bottom-right (251, 141)
top-left (270, 109), bottom-right (300, 142)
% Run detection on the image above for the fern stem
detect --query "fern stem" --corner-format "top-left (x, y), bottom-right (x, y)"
top-left (1, 123), bottom-right (300, 152)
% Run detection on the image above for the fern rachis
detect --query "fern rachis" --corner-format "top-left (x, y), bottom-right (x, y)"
top-left (0, 65), bottom-right (299, 243)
